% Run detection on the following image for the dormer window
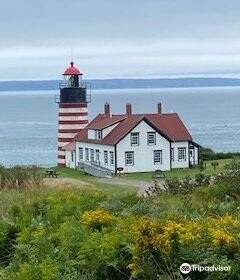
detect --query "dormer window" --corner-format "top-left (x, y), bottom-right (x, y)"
top-left (94, 129), bottom-right (102, 140)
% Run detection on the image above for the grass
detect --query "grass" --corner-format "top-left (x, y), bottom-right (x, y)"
top-left (48, 159), bottom-right (232, 183)
top-left (121, 158), bottom-right (232, 181)
top-left (1, 163), bottom-right (240, 279)
top-left (46, 167), bottom-right (137, 195)
top-left (0, 186), bottom-right (56, 218)
top-left (51, 167), bottom-right (91, 180)
top-left (86, 182), bottom-right (137, 195)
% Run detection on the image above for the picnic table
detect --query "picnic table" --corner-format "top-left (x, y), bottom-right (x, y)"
top-left (46, 170), bottom-right (59, 178)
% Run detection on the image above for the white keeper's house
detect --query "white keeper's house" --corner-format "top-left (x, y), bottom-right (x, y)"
top-left (63, 102), bottom-right (200, 174)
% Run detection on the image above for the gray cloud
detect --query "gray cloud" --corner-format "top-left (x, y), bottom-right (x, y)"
top-left (1, 0), bottom-right (240, 79)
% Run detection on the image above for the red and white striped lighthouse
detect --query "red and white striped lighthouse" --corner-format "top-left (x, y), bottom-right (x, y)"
top-left (57, 61), bottom-right (89, 167)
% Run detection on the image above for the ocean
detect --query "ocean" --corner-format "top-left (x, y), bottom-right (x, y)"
top-left (0, 86), bottom-right (240, 166)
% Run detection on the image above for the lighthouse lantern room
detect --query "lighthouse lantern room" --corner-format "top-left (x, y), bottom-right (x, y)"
top-left (57, 61), bottom-right (90, 167)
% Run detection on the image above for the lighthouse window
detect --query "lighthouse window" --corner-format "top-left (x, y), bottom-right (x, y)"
top-left (79, 147), bottom-right (83, 161)
top-left (104, 151), bottom-right (108, 165)
top-left (85, 148), bottom-right (89, 161)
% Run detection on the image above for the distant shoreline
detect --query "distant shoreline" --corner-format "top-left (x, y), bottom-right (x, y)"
top-left (1, 77), bottom-right (240, 91)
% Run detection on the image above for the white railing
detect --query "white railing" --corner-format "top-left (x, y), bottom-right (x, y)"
top-left (78, 161), bottom-right (114, 178)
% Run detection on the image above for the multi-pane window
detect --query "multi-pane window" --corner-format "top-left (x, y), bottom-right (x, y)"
top-left (171, 148), bottom-right (174, 162)
top-left (79, 147), bottom-right (83, 161)
top-left (147, 132), bottom-right (156, 145)
top-left (104, 151), bottom-right (108, 165)
top-left (90, 149), bottom-right (94, 162)
top-left (125, 152), bottom-right (134, 166)
top-left (85, 148), bottom-right (89, 161)
top-left (154, 150), bottom-right (162, 164)
top-left (130, 133), bottom-right (139, 146)
top-left (178, 147), bottom-right (186, 161)
top-left (110, 151), bottom-right (114, 165)
top-left (96, 149), bottom-right (100, 162)
top-left (95, 130), bottom-right (102, 140)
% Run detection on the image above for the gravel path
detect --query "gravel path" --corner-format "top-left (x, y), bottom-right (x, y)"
top-left (44, 178), bottom-right (94, 189)
top-left (97, 177), bottom-right (165, 196)
top-left (44, 177), bottom-right (165, 196)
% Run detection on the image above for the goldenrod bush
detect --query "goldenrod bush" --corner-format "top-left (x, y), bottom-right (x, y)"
top-left (0, 184), bottom-right (240, 279)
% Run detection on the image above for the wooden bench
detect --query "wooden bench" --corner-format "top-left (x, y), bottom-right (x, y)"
top-left (152, 169), bottom-right (165, 179)
top-left (46, 170), bottom-right (59, 178)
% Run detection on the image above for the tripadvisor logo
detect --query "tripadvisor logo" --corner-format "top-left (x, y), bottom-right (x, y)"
top-left (180, 263), bottom-right (191, 274)
top-left (180, 263), bottom-right (231, 274)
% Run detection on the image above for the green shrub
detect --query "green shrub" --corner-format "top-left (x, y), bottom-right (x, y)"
top-left (1, 185), bottom-right (240, 279)
top-left (213, 159), bottom-right (240, 200)
top-left (200, 147), bottom-right (240, 161)
top-left (0, 223), bottom-right (19, 266)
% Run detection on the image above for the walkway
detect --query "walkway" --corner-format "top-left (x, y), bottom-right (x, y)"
top-left (44, 176), bottom-right (165, 196)
top-left (97, 177), bottom-right (165, 196)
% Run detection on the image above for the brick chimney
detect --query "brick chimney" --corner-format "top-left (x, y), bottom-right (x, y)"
top-left (104, 102), bottom-right (110, 117)
top-left (126, 103), bottom-right (132, 117)
top-left (157, 102), bottom-right (162, 114)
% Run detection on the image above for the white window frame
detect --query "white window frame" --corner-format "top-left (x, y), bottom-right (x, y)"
top-left (71, 151), bottom-right (74, 162)
top-left (110, 151), bottom-right (114, 165)
top-left (79, 147), bottom-right (83, 161)
top-left (154, 150), bottom-right (162, 165)
top-left (96, 149), bottom-right (100, 162)
top-left (94, 129), bottom-right (102, 140)
top-left (147, 132), bottom-right (156, 145)
top-left (85, 148), bottom-right (89, 161)
top-left (130, 132), bottom-right (139, 146)
top-left (171, 148), bottom-right (174, 162)
top-left (178, 147), bottom-right (186, 161)
top-left (104, 151), bottom-right (108, 165)
top-left (125, 151), bottom-right (134, 166)
top-left (90, 149), bottom-right (94, 162)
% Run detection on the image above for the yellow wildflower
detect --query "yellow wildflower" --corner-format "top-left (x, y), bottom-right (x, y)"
top-left (210, 228), bottom-right (235, 246)
top-left (219, 214), bottom-right (240, 228)
top-left (82, 208), bottom-right (116, 229)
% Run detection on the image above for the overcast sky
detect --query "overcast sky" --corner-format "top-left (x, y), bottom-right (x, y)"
top-left (1, 0), bottom-right (240, 80)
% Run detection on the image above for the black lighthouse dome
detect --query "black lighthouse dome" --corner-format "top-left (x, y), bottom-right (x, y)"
top-left (60, 61), bottom-right (87, 103)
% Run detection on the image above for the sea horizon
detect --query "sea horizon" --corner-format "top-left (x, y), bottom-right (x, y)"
top-left (0, 86), bottom-right (240, 166)
top-left (1, 77), bottom-right (240, 92)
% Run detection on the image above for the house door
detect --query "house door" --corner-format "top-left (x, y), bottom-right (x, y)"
top-left (189, 149), bottom-right (195, 166)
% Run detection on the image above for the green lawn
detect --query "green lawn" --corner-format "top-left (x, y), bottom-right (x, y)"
top-left (47, 167), bottom-right (137, 195)
top-left (120, 158), bottom-right (232, 181)
top-left (52, 166), bottom-right (91, 180)
top-left (47, 158), bottom-right (232, 185)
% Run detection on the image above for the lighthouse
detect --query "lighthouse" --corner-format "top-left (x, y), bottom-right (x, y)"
top-left (57, 61), bottom-right (89, 167)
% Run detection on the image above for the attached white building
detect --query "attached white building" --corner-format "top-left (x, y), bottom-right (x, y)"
top-left (63, 102), bottom-right (200, 174)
